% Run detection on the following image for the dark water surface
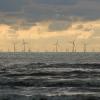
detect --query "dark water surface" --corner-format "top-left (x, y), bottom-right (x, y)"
top-left (0, 52), bottom-right (100, 100)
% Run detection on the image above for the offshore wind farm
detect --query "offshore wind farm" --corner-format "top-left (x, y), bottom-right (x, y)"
top-left (0, 0), bottom-right (100, 100)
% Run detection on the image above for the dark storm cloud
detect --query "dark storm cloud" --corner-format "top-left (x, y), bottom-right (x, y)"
top-left (0, 0), bottom-right (100, 31)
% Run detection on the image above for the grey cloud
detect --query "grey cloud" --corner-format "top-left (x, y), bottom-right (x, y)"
top-left (32, 0), bottom-right (78, 5)
top-left (87, 0), bottom-right (100, 2)
top-left (76, 25), bottom-right (84, 30)
top-left (0, 0), bottom-right (27, 12)
top-left (23, 1), bottom-right (100, 23)
top-left (48, 21), bottom-right (71, 32)
top-left (75, 24), bottom-right (94, 32)
top-left (0, 0), bottom-right (100, 31)
top-left (10, 22), bottom-right (36, 30)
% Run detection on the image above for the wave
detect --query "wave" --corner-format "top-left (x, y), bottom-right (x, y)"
top-left (0, 62), bottom-right (100, 99)
top-left (0, 94), bottom-right (100, 100)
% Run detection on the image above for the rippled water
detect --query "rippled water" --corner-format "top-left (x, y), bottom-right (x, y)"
top-left (0, 52), bottom-right (100, 100)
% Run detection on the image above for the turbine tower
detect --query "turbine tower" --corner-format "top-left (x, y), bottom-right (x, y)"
top-left (13, 42), bottom-right (16, 53)
top-left (69, 40), bottom-right (76, 52)
top-left (54, 40), bottom-right (59, 52)
top-left (22, 39), bottom-right (27, 52)
top-left (83, 43), bottom-right (87, 53)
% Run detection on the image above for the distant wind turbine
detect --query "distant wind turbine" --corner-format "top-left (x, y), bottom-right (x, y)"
top-left (12, 40), bottom-right (18, 53)
top-left (69, 40), bottom-right (76, 52)
top-left (28, 47), bottom-right (31, 53)
top-left (8, 48), bottom-right (10, 52)
top-left (13, 42), bottom-right (16, 53)
top-left (22, 39), bottom-right (27, 52)
top-left (54, 40), bottom-right (59, 52)
top-left (66, 48), bottom-right (69, 52)
top-left (83, 43), bottom-right (87, 53)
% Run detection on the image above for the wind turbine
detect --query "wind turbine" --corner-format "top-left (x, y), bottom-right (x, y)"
top-left (66, 48), bottom-right (69, 52)
top-left (54, 40), bottom-right (59, 52)
top-left (83, 43), bottom-right (87, 53)
top-left (28, 46), bottom-right (31, 53)
top-left (69, 40), bottom-right (76, 52)
top-left (22, 39), bottom-right (27, 52)
top-left (12, 40), bottom-right (18, 53)
top-left (13, 42), bottom-right (16, 53)
top-left (8, 48), bottom-right (10, 52)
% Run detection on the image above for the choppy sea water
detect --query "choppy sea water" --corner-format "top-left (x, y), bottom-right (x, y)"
top-left (0, 52), bottom-right (100, 100)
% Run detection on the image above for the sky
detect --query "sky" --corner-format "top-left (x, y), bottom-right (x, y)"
top-left (0, 0), bottom-right (100, 52)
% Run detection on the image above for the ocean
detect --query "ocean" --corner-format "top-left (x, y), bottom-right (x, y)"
top-left (0, 52), bottom-right (100, 100)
